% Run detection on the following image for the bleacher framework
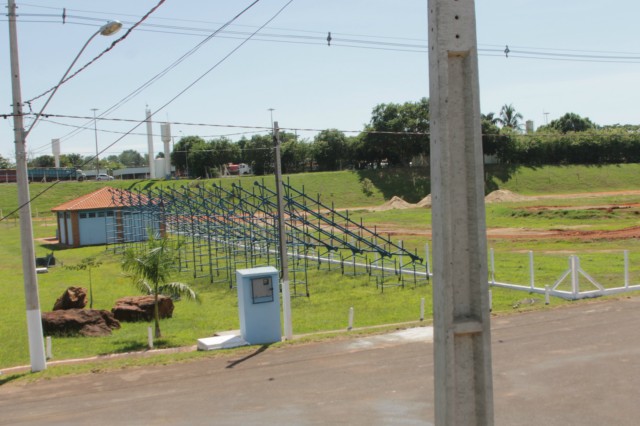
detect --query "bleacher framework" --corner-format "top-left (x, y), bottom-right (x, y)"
top-left (106, 181), bottom-right (430, 295)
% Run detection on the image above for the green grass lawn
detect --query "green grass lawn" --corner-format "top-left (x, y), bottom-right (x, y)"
top-left (3, 164), bottom-right (640, 371)
top-left (5, 163), bottom-right (640, 218)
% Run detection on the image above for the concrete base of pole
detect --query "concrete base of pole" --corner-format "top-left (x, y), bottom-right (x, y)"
top-left (26, 309), bottom-right (46, 372)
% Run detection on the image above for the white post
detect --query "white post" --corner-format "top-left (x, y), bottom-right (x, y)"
top-left (570, 256), bottom-right (580, 297)
top-left (429, 0), bottom-right (493, 423)
top-left (529, 251), bottom-right (535, 291)
top-left (147, 326), bottom-right (154, 349)
top-left (624, 250), bottom-right (629, 289)
top-left (545, 285), bottom-right (550, 305)
top-left (348, 307), bottom-right (354, 331)
top-left (8, 0), bottom-right (47, 372)
top-left (488, 290), bottom-right (492, 312)
top-left (45, 336), bottom-right (52, 359)
top-left (490, 248), bottom-right (495, 284)
top-left (420, 297), bottom-right (425, 321)
top-left (274, 122), bottom-right (293, 340)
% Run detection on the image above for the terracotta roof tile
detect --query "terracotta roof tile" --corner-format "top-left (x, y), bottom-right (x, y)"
top-left (51, 187), bottom-right (150, 212)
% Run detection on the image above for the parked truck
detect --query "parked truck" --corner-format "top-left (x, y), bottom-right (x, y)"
top-left (224, 163), bottom-right (252, 176)
top-left (0, 167), bottom-right (86, 183)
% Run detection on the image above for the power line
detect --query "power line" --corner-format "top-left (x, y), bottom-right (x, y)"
top-left (24, 0), bottom-right (167, 105)
top-left (27, 0), bottom-right (264, 154)
top-left (2, 0), bottom-right (292, 223)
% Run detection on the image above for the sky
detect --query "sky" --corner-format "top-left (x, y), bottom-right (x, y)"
top-left (1, 0), bottom-right (639, 164)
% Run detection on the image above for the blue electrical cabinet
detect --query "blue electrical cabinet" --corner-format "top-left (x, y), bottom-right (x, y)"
top-left (236, 266), bottom-right (281, 344)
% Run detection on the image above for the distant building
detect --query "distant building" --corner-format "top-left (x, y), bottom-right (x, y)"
top-left (51, 187), bottom-right (161, 247)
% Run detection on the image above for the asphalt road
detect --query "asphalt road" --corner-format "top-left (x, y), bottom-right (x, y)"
top-left (1, 297), bottom-right (640, 425)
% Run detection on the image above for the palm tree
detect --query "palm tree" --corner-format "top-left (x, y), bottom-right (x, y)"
top-left (481, 112), bottom-right (499, 125)
top-left (497, 104), bottom-right (523, 130)
top-left (122, 232), bottom-right (199, 338)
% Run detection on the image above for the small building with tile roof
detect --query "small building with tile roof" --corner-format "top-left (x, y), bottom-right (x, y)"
top-left (51, 187), bottom-right (161, 247)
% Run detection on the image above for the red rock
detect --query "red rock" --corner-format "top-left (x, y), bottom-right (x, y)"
top-left (41, 309), bottom-right (120, 337)
top-left (53, 286), bottom-right (88, 310)
top-left (111, 295), bottom-right (174, 322)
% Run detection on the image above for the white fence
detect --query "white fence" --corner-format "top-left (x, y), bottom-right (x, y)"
top-left (489, 249), bottom-right (640, 300)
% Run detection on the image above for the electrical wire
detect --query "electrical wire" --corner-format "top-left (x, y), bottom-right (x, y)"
top-left (2, 0), bottom-right (292, 223)
top-left (27, 0), bottom-right (264, 155)
top-left (24, 0), bottom-right (167, 106)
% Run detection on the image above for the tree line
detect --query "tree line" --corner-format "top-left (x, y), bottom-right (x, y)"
top-left (5, 100), bottom-right (640, 176)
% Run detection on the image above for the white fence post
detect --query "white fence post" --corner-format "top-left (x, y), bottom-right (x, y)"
top-left (571, 256), bottom-right (580, 298)
top-left (420, 298), bottom-right (425, 321)
top-left (488, 290), bottom-right (493, 312)
top-left (624, 250), bottom-right (629, 289)
top-left (148, 326), bottom-right (154, 349)
top-left (545, 285), bottom-right (550, 305)
top-left (46, 336), bottom-right (52, 359)
top-left (529, 251), bottom-right (535, 291)
top-left (348, 307), bottom-right (354, 331)
top-left (490, 248), bottom-right (495, 284)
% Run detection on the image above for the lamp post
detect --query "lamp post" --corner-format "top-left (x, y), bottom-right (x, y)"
top-left (91, 108), bottom-right (99, 177)
top-left (268, 108), bottom-right (275, 132)
top-left (7, 0), bottom-right (121, 372)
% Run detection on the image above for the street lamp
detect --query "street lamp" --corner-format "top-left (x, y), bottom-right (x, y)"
top-left (91, 108), bottom-right (100, 177)
top-left (268, 108), bottom-right (275, 132)
top-left (7, 0), bottom-right (121, 372)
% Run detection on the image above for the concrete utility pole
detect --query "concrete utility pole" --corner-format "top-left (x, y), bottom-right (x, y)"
top-left (273, 121), bottom-right (293, 340)
top-left (161, 122), bottom-right (172, 177)
top-left (428, 1), bottom-right (494, 425)
top-left (7, 0), bottom-right (47, 372)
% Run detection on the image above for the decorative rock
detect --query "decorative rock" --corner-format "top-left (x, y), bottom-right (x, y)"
top-left (111, 295), bottom-right (174, 322)
top-left (42, 309), bottom-right (120, 337)
top-left (53, 286), bottom-right (88, 310)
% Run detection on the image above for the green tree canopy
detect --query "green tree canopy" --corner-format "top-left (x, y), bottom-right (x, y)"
top-left (28, 155), bottom-right (55, 168)
top-left (0, 154), bottom-right (13, 169)
top-left (362, 98), bottom-right (430, 167)
top-left (547, 112), bottom-right (596, 133)
top-left (119, 149), bottom-right (145, 167)
top-left (312, 129), bottom-right (348, 171)
top-left (497, 104), bottom-right (523, 131)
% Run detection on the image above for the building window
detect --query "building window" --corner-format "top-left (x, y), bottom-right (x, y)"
top-left (87, 212), bottom-right (96, 218)
top-left (97, 211), bottom-right (106, 218)
top-left (79, 213), bottom-right (87, 219)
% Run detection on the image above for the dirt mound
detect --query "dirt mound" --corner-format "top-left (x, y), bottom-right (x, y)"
top-left (371, 196), bottom-right (415, 211)
top-left (485, 190), bottom-right (528, 203)
top-left (416, 195), bottom-right (431, 207)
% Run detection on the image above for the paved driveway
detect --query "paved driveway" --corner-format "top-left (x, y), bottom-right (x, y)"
top-left (1, 297), bottom-right (639, 425)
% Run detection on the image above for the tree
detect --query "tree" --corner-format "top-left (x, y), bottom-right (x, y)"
top-left (171, 136), bottom-right (205, 177)
top-left (65, 256), bottom-right (103, 309)
top-left (281, 134), bottom-right (309, 174)
top-left (0, 154), bottom-right (12, 169)
top-left (239, 134), bottom-right (274, 176)
top-left (312, 129), bottom-right (348, 171)
top-left (59, 153), bottom-right (84, 168)
top-left (119, 149), bottom-right (145, 167)
top-left (497, 104), bottom-right (523, 131)
top-left (29, 155), bottom-right (55, 167)
top-left (362, 98), bottom-right (430, 167)
top-left (547, 112), bottom-right (596, 133)
top-left (122, 233), bottom-right (200, 338)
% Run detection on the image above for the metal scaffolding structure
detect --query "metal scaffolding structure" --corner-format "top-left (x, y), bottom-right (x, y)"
top-left (107, 181), bottom-right (430, 294)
